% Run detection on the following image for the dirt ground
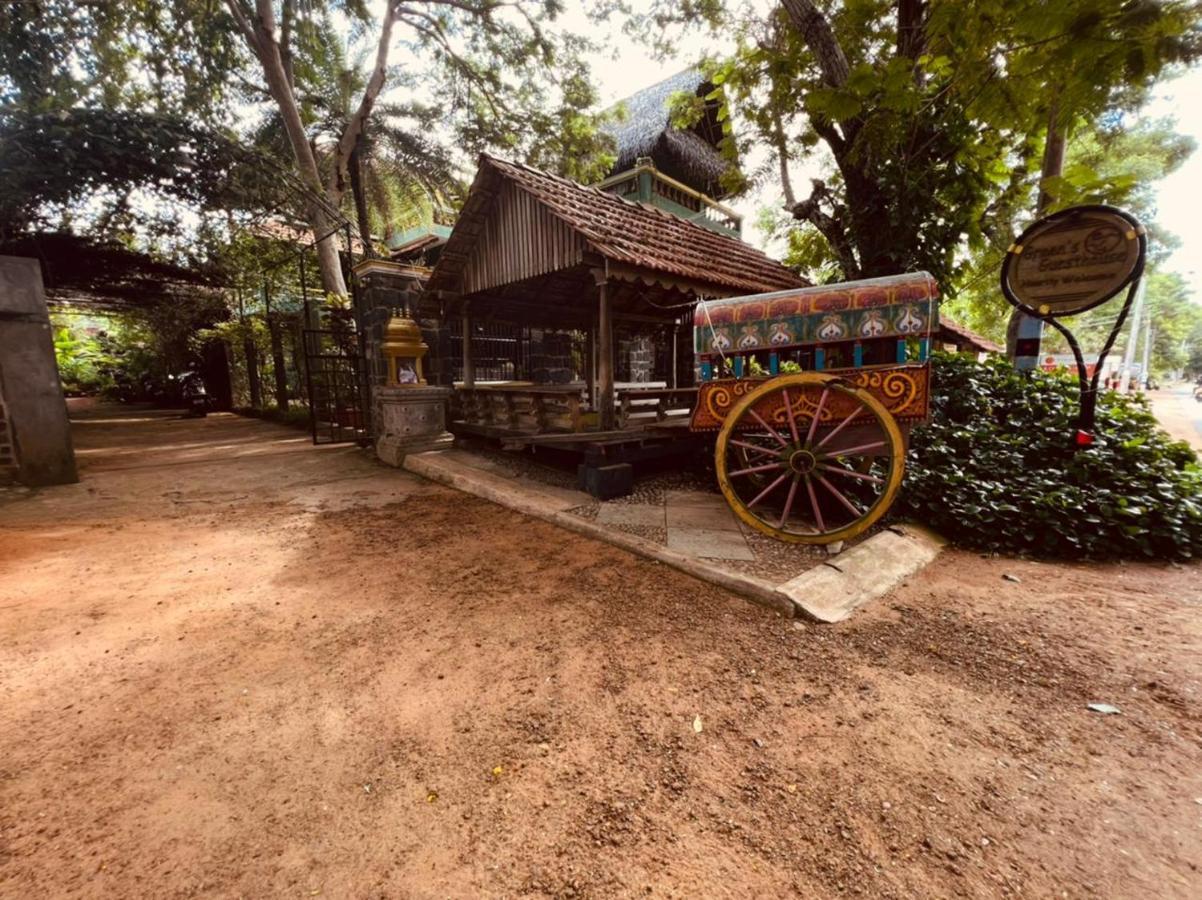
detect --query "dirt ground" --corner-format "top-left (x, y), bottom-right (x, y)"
top-left (2, 403), bottom-right (1200, 898)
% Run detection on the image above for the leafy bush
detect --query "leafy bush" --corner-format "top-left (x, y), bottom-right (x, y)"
top-left (897, 352), bottom-right (1202, 559)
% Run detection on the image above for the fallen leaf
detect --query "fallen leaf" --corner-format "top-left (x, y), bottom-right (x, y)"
top-left (426, 791), bottom-right (438, 803)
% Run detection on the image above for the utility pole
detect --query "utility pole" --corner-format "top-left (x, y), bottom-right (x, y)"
top-left (1141, 315), bottom-right (1154, 390)
top-left (1118, 277), bottom-right (1147, 393)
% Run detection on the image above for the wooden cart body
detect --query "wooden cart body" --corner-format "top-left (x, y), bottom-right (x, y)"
top-left (689, 273), bottom-right (939, 544)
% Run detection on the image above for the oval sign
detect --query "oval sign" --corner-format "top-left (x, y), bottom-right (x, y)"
top-left (1002, 205), bottom-right (1145, 318)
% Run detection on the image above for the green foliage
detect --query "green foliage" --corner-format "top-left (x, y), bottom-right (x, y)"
top-left (0, 108), bottom-right (284, 239)
top-left (629, 0), bottom-right (1202, 286)
top-left (52, 322), bottom-right (108, 393)
top-left (898, 352), bottom-right (1202, 559)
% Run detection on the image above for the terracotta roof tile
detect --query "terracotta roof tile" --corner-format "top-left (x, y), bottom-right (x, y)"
top-left (433, 155), bottom-right (806, 296)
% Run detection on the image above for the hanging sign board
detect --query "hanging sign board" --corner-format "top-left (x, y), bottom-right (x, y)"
top-left (1001, 205), bottom-right (1145, 319)
top-left (999, 204), bottom-right (1147, 449)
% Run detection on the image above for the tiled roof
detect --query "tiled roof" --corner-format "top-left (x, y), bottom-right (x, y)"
top-left (432, 155), bottom-right (806, 296)
top-left (937, 317), bottom-right (1003, 353)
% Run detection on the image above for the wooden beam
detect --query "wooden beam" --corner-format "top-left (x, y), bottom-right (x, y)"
top-left (462, 302), bottom-right (475, 388)
top-left (598, 278), bottom-right (615, 430)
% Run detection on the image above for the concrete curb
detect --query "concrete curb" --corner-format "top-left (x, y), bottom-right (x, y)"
top-left (403, 450), bottom-right (945, 623)
top-left (778, 524), bottom-right (947, 623)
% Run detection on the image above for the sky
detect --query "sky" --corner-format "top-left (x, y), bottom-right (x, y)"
top-left (1143, 65), bottom-right (1202, 291)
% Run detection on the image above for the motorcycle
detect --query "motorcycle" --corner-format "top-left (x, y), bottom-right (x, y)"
top-left (178, 371), bottom-right (210, 418)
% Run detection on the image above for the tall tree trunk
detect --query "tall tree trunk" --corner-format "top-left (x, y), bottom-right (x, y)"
top-left (244, 337), bottom-right (263, 409)
top-left (225, 0), bottom-right (397, 297)
top-left (1006, 97), bottom-right (1066, 360)
top-left (269, 317), bottom-right (289, 413)
top-left (349, 146), bottom-right (376, 260)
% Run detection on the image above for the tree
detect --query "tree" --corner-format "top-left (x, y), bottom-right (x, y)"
top-left (222, 1), bottom-right (609, 297)
top-left (944, 113), bottom-right (1199, 346)
top-left (629, 1), bottom-right (1201, 288)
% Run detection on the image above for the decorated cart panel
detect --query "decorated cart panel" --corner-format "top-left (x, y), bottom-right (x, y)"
top-left (694, 272), bottom-right (938, 356)
top-left (690, 363), bottom-right (931, 431)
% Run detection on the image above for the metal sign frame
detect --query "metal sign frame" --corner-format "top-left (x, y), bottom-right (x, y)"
top-left (1000, 204), bottom-right (1148, 447)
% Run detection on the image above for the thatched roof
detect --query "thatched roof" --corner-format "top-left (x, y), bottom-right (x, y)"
top-left (604, 69), bottom-right (733, 199)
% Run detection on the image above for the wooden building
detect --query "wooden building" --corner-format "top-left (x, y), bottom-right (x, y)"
top-left (422, 154), bottom-right (803, 440)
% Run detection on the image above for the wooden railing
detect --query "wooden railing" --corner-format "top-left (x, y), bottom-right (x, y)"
top-left (455, 384), bottom-right (585, 433)
top-left (617, 387), bottom-right (698, 428)
top-left (453, 383), bottom-right (699, 435)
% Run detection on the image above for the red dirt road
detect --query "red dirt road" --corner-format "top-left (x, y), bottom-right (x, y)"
top-left (1, 405), bottom-right (1200, 898)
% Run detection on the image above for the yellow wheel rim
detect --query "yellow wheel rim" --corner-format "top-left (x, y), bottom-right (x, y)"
top-left (714, 373), bottom-right (905, 545)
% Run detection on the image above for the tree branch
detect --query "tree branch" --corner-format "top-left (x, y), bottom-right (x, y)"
top-left (790, 178), bottom-right (859, 276)
top-left (779, 0), bottom-right (850, 88)
top-left (331, 3), bottom-right (398, 197)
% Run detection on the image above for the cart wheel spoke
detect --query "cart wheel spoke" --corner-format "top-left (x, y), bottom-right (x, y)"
top-left (729, 438), bottom-right (780, 459)
top-left (749, 470), bottom-right (791, 508)
top-left (816, 462), bottom-right (884, 485)
top-left (805, 386), bottom-right (830, 445)
top-left (815, 472), bottom-right (863, 518)
top-left (729, 461), bottom-right (786, 478)
top-left (821, 440), bottom-right (887, 458)
top-left (803, 474), bottom-right (825, 534)
top-left (778, 475), bottom-right (801, 529)
top-left (814, 402), bottom-right (865, 450)
top-left (747, 408), bottom-right (789, 447)
top-left (781, 388), bottom-right (802, 444)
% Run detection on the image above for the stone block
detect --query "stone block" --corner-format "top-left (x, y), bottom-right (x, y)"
top-left (577, 462), bottom-right (633, 500)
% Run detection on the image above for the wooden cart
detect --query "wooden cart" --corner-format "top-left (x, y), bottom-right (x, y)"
top-left (690, 272), bottom-right (938, 544)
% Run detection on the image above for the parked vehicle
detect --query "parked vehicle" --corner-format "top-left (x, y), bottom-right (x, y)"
top-left (178, 371), bottom-right (210, 418)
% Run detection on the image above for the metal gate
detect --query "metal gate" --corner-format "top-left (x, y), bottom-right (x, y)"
top-left (303, 328), bottom-right (370, 445)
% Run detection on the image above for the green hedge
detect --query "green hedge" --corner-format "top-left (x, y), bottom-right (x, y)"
top-left (897, 352), bottom-right (1202, 559)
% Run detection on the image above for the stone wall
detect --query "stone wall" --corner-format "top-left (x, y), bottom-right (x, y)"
top-left (0, 255), bottom-right (78, 485)
top-left (528, 329), bottom-right (575, 384)
top-left (0, 376), bottom-right (16, 482)
top-left (617, 333), bottom-right (656, 383)
top-left (352, 260), bottom-right (436, 387)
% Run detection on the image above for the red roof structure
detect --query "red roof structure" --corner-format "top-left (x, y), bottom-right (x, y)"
top-left (936, 317), bottom-right (1002, 354)
top-left (426, 155), bottom-right (805, 299)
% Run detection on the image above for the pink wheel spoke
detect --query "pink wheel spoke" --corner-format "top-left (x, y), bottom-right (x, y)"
top-left (729, 461), bottom-right (786, 477)
top-left (815, 402), bottom-right (865, 450)
top-left (747, 408), bottom-right (789, 447)
top-left (816, 473), bottom-right (862, 518)
top-left (729, 438), bottom-right (779, 458)
top-left (781, 388), bottom-right (801, 444)
top-left (778, 475), bottom-right (800, 529)
top-left (748, 470), bottom-right (791, 508)
top-left (804, 474), bottom-right (826, 534)
top-left (817, 463), bottom-right (883, 485)
top-left (805, 387), bottom-right (830, 445)
top-left (822, 440), bottom-right (886, 458)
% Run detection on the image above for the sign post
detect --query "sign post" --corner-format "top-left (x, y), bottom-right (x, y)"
top-left (1000, 204), bottom-right (1147, 448)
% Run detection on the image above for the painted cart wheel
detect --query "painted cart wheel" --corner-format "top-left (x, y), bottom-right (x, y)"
top-left (715, 373), bottom-right (905, 544)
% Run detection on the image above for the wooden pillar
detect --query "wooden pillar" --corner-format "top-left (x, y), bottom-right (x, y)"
top-left (597, 279), bottom-right (615, 430)
top-left (461, 302), bottom-right (475, 388)
top-left (584, 323), bottom-right (595, 408)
